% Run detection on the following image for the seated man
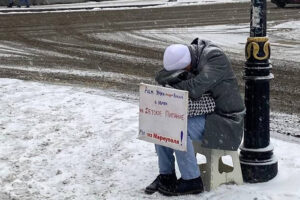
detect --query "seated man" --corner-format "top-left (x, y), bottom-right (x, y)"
top-left (145, 38), bottom-right (245, 196)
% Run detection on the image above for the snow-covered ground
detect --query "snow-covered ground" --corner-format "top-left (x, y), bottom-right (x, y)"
top-left (92, 20), bottom-right (300, 63)
top-left (1, 20), bottom-right (298, 66)
top-left (0, 1), bottom-right (299, 199)
top-left (1, 0), bottom-right (299, 64)
top-left (0, 78), bottom-right (299, 200)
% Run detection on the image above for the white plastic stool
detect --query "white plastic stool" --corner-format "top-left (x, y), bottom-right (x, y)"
top-left (193, 141), bottom-right (243, 191)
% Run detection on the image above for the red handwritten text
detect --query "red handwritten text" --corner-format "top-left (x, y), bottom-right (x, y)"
top-left (147, 132), bottom-right (179, 144)
top-left (165, 110), bottom-right (184, 120)
top-left (145, 107), bottom-right (162, 116)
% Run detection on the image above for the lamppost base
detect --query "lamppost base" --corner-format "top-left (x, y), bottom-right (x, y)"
top-left (240, 157), bottom-right (278, 183)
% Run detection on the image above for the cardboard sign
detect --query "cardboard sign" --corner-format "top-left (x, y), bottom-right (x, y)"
top-left (138, 83), bottom-right (188, 151)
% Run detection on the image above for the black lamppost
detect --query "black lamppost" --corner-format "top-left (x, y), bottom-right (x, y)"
top-left (239, 0), bottom-right (278, 183)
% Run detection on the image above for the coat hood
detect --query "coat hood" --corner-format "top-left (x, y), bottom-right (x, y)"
top-left (188, 38), bottom-right (207, 74)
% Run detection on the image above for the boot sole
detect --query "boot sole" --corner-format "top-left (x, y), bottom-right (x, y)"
top-left (158, 187), bottom-right (203, 196)
top-left (144, 188), bottom-right (157, 195)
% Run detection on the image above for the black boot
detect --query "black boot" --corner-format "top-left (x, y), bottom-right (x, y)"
top-left (158, 176), bottom-right (204, 196)
top-left (145, 173), bottom-right (177, 195)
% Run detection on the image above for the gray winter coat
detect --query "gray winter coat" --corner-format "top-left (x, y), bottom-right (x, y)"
top-left (156, 38), bottom-right (245, 150)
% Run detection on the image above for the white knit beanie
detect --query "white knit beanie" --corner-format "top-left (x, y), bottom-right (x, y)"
top-left (163, 44), bottom-right (191, 71)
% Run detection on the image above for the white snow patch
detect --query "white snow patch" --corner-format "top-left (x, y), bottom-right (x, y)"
top-left (0, 40), bottom-right (81, 60)
top-left (0, 78), bottom-right (299, 200)
top-left (132, 21), bottom-right (300, 63)
top-left (271, 21), bottom-right (300, 41)
top-left (0, 65), bottom-right (152, 83)
top-left (252, 6), bottom-right (261, 28)
top-left (0, 43), bottom-right (33, 57)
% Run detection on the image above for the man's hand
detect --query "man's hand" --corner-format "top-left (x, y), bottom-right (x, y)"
top-left (155, 69), bottom-right (191, 86)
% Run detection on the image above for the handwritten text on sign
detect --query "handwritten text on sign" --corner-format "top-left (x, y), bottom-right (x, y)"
top-left (138, 83), bottom-right (188, 151)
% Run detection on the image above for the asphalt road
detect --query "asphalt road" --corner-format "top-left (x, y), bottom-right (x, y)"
top-left (0, 2), bottom-right (299, 115)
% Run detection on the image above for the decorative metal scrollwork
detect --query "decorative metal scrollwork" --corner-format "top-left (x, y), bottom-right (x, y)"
top-left (245, 37), bottom-right (270, 61)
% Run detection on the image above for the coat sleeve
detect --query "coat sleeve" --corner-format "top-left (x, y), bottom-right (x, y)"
top-left (155, 69), bottom-right (195, 86)
top-left (171, 49), bottom-right (228, 99)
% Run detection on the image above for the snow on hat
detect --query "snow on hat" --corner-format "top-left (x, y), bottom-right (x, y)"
top-left (163, 44), bottom-right (191, 71)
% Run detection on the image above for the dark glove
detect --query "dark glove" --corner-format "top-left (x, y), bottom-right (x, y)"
top-left (155, 69), bottom-right (190, 86)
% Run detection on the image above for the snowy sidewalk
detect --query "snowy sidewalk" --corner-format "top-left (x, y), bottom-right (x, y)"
top-left (0, 78), bottom-right (299, 200)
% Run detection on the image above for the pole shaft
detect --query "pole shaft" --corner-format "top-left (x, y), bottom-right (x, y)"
top-left (250, 0), bottom-right (267, 37)
top-left (240, 0), bottom-right (278, 183)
